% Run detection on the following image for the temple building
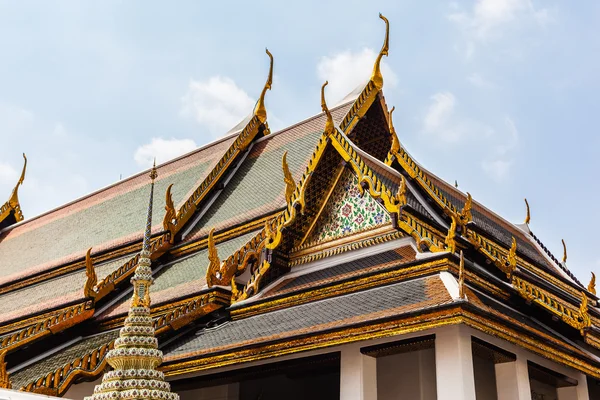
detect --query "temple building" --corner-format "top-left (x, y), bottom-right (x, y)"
top-left (0, 14), bottom-right (599, 400)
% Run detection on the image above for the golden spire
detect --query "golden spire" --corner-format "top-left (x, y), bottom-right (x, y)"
top-left (588, 272), bottom-right (596, 295)
top-left (85, 167), bottom-right (178, 400)
top-left (371, 13), bottom-right (390, 91)
top-left (561, 239), bottom-right (567, 263)
top-left (524, 198), bottom-right (531, 225)
top-left (163, 184), bottom-right (176, 241)
top-left (84, 248), bottom-right (97, 298)
top-left (321, 81), bottom-right (335, 135)
top-left (205, 228), bottom-right (221, 287)
top-left (254, 48), bottom-right (274, 123)
top-left (459, 250), bottom-right (465, 300)
top-left (0, 351), bottom-right (10, 389)
top-left (282, 151), bottom-right (295, 203)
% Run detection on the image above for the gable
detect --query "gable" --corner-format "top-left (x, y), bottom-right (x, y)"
top-left (304, 168), bottom-right (391, 247)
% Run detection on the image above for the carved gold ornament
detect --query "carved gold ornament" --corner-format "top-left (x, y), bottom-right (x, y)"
top-left (578, 291), bottom-right (592, 336)
top-left (321, 81), bottom-right (335, 136)
top-left (561, 239), bottom-right (567, 263)
top-left (588, 272), bottom-right (596, 295)
top-left (0, 351), bottom-right (10, 389)
top-left (388, 106), bottom-right (400, 154)
top-left (205, 228), bottom-right (222, 287)
top-left (282, 151), bottom-right (295, 203)
top-left (445, 217), bottom-right (457, 253)
top-left (254, 48), bottom-right (273, 124)
top-left (164, 184), bottom-right (177, 241)
top-left (371, 13), bottom-right (389, 91)
top-left (459, 250), bottom-right (465, 300)
top-left (396, 175), bottom-right (407, 207)
top-left (458, 192), bottom-right (473, 225)
top-left (83, 247), bottom-right (97, 299)
top-left (503, 237), bottom-right (517, 278)
top-left (524, 198), bottom-right (531, 225)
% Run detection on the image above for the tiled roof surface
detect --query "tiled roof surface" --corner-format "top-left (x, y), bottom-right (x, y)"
top-left (266, 246), bottom-right (417, 298)
top-left (187, 103), bottom-right (353, 241)
top-left (97, 230), bottom-right (260, 320)
top-left (163, 274), bottom-right (453, 361)
top-left (11, 330), bottom-right (119, 390)
top-left (0, 137), bottom-right (236, 285)
top-left (0, 255), bottom-right (130, 324)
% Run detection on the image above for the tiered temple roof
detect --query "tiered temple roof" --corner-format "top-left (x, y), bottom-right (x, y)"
top-left (0, 13), bottom-right (597, 398)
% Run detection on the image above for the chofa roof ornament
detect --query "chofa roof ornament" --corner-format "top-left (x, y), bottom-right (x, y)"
top-left (371, 13), bottom-right (389, 91)
top-left (254, 48), bottom-right (274, 124)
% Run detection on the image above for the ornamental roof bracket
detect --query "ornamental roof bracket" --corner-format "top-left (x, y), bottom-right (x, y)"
top-left (205, 228), bottom-right (223, 287)
top-left (458, 192), bottom-right (473, 226)
top-left (384, 106), bottom-right (400, 166)
top-left (588, 272), bottom-right (596, 295)
top-left (0, 153), bottom-right (27, 224)
top-left (503, 237), bottom-right (518, 279)
top-left (578, 291), bottom-right (592, 336)
top-left (83, 248), bottom-right (97, 299)
top-left (445, 216), bottom-right (457, 253)
top-left (253, 48), bottom-right (274, 124)
top-left (371, 13), bottom-right (389, 91)
top-left (321, 81), bottom-right (336, 136)
top-left (163, 184), bottom-right (176, 243)
top-left (282, 151), bottom-right (295, 203)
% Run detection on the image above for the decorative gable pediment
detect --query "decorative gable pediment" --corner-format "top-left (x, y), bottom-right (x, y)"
top-left (304, 168), bottom-right (391, 248)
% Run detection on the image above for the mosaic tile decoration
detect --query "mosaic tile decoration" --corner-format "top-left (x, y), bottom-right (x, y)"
top-left (306, 168), bottom-right (390, 246)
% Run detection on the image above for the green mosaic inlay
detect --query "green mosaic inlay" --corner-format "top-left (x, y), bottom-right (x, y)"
top-left (307, 168), bottom-right (390, 245)
top-left (0, 161), bottom-right (210, 278)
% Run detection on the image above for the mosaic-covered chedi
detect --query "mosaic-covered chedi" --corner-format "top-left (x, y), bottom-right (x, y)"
top-left (0, 13), bottom-right (598, 400)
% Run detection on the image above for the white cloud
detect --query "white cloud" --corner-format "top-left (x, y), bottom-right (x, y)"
top-left (181, 76), bottom-right (255, 137)
top-left (448, 0), bottom-right (553, 42)
top-left (424, 92), bottom-right (456, 133)
top-left (467, 73), bottom-right (494, 88)
top-left (134, 138), bottom-right (198, 167)
top-left (317, 48), bottom-right (398, 104)
top-left (482, 159), bottom-right (513, 181)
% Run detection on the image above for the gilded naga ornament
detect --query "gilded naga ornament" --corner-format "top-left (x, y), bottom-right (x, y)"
top-left (395, 175), bottom-right (407, 207)
top-left (254, 48), bottom-right (274, 124)
top-left (588, 272), bottom-right (596, 295)
top-left (163, 184), bottom-right (176, 242)
top-left (371, 13), bottom-right (389, 91)
top-left (503, 237), bottom-right (517, 278)
top-left (85, 163), bottom-right (179, 400)
top-left (561, 239), bottom-right (567, 263)
top-left (459, 251), bottom-right (465, 300)
top-left (321, 81), bottom-right (335, 136)
top-left (205, 228), bottom-right (222, 287)
top-left (445, 217), bottom-right (457, 253)
top-left (389, 106), bottom-right (400, 155)
top-left (524, 198), bottom-right (531, 225)
top-left (458, 192), bottom-right (473, 226)
top-left (282, 151), bottom-right (295, 203)
top-left (84, 247), bottom-right (97, 298)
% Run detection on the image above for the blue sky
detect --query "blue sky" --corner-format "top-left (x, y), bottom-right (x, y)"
top-left (0, 1), bottom-right (598, 282)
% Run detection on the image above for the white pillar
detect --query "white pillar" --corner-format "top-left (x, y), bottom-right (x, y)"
top-left (557, 373), bottom-right (589, 400)
top-left (495, 357), bottom-right (532, 400)
top-left (340, 344), bottom-right (377, 400)
top-left (435, 325), bottom-right (476, 400)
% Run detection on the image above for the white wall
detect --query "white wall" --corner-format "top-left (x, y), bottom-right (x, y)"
top-left (377, 348), bottom-right (436, 400)
top-left (0, 388), bottom-right (66, 400)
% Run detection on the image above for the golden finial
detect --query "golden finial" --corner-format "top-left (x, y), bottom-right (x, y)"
top-left (0, 351), bottom-right (11, 389)
top-left (321, 81), bottom-right (335, 135)
top-left (445, 217), bottom-right (457, 253)
top-left (459, 192), bottom-right (473, 225)
top-left (561, 239), bottom-right (567, 263)
top-left (83, 248), bottom-right (97, 298)
top-left (149, 158), bottom-right (158, 181)
top-left (205, 228), bottom-right (221, 287)
top-left (455, 180), bottom-right (458, 188)
top-left (396, 175), bottom-right (407, 206)
top-left (459, 250), bottom-right (465, 300)
top-left (8, 153), bottom-right (27, 219)
top-left (282, 151), bottom-right (295, 203)
top-left (524, 198), bottom-right (530, 225)
top-left (588, 272), bottom-right (596, 295)
top-left (254, 48), bottom-right (274, 123)
top-left (578, 291), bottom-right (591, 335)
top-left (163, 184), bottom-right (176, 241)
top-left (389, 106), bottom-right (400, 155)
top-left (371, 13), bottom-right (390, 91)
